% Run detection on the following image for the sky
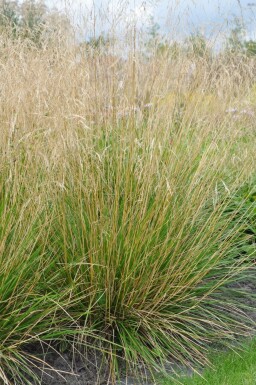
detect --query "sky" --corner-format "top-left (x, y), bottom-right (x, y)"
top-left (45, 0), bottom-right (256, 40)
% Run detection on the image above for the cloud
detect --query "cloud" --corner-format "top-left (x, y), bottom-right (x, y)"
top-left (45, 0), bottom-right (256, 38)
top-left (45, 0), bottom-right (94, 11)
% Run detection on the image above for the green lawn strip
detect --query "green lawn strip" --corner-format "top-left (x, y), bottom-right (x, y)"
top-left (161, 337), bottom-right (256, 385)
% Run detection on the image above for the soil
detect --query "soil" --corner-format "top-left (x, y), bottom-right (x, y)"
top-left (24, 343), bottom-right (154, 385)
top-left (27, 345), bottom-right (111, 385)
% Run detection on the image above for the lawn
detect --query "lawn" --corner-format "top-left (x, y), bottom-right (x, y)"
top-left (162, 338), bottom-right (256, 385)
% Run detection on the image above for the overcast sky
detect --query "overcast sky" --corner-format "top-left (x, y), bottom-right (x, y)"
top-left (45, 0), bottom-right (256, 40)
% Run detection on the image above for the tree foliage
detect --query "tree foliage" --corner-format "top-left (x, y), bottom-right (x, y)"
top-left (226, 17), bottom-right (256, 56)
top-left (186, 32), bottom-right (211, 58)
top-left (145, 16), bottom-right (182, 58)
top-left (0, 0), bottom-right (70, 46)
top-left (244, 40), bottom-right (256, 56)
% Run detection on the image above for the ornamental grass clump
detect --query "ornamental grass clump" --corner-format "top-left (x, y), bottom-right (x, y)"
top-left (0, 12), bottom-right (255, 383)
top-left (45, 122), bottom-right (255, 377)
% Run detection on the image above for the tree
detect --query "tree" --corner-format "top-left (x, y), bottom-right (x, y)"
top-left (225, 17), bottom-right (256, 56)
top-left (0, 0), bottom-right (70, 46)
top-left (145, 16), bottom-right (161, 53)
top-left (144, 16), bottom-right (181, 58)
top-left (19, 0), bottom-right (47, 44)
top-left (226, 17), bottom-right (245, 54)
top-left (186, 32), bottom-right (210, 58)
top-left (244, 40), bottom-right (256, 56)
top-left (86, 34), bottom-right (110, 51)
top-left (0, 0), bottom-right (19, 36)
